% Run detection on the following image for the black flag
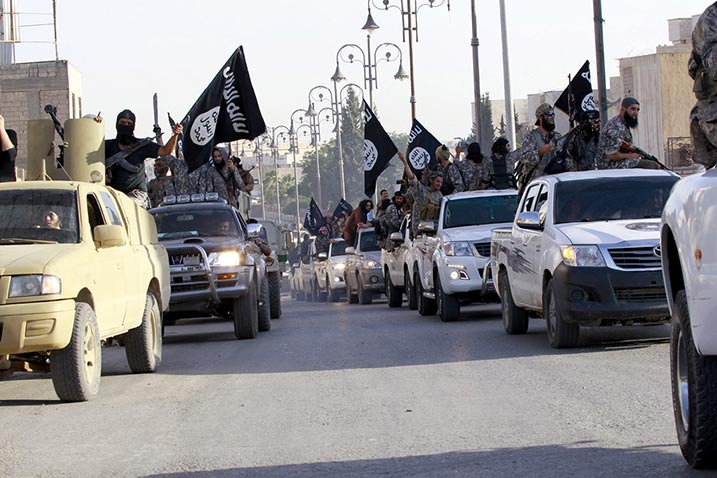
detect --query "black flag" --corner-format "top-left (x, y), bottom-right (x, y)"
top-left (181, 46), bottom-right (266, 172)
top-left (363, 100), bottom-right (397, 198)
top-left (332, 198), bottom-right (353, 220)
top-left (406, 119), bottom-right (441, 176)
top-left (555, 61), bottom-right (596, 119)
top-left (303, 197), bottom-right (327, 235)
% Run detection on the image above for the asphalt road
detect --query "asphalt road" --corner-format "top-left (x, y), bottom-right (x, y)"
top-left (0, 292), bottom-right (709, 477)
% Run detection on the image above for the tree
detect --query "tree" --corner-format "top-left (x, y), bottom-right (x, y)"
top-left (477, 92), bottom-right (495, 149)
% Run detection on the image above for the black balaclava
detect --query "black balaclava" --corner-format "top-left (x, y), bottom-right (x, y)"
top-left (116, 109), bottom-right (136, 145)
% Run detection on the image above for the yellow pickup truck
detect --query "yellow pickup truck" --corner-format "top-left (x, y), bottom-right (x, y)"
top-left (0, 181), bottom-right (170, 402)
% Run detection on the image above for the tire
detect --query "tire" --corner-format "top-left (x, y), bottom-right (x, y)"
top-left (316, 276), bottom-right (328, 302)
top-left (290, 287), bottom-right (296, 299)
top-left (258, 274), bottom-right (272, 332)
top-left (358, 274), bottom-right (373, 305)
top-left (405, 269), bottom-right (418, 310)
top-left (436, 273), bottom-right (460, 322)
top-left (346, 274), bottom-right (358, 304)
top-left (306, 278), bottom-right (315, 302)
top-left (327, 276), bottom-right (340, 303)
top-left (268, 271), bottom-right (282, 319)
top-left (671, 290), bottom-right (717, 469)
top-left (50, 302), bottom-right (101, 402)
top-left (500, 272), bottom-right (529, 335)
top-left (125, 293), bottom-right (162, 373)
top-left (544, 279), bottom-right (579, 348)
top-left (416, 272), bottom-right (437, 316)
top-left (234, 280), bottom-right (258, 340)
top-left (386, 271), bottom-right (403, 308)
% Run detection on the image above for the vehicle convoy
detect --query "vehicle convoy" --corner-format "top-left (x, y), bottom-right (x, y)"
top-left (314, 239), bottom-right (348, 302)
top-left (491, 170), bottom-right (679, 348)
top-left (409, 190), bottom-right (519, 321)
top-left (294, 236), bottom-right (317, 301)
top-left (0, 181), bottom-right (170, 402)
top-left (661, 167), bottom-right (717, 469)
top-left (344, 228), bottom-right (384, 304)
top-left (381, 214), bottom-right (414, 309)
top-left (150, 194), bottom-right (269, 339)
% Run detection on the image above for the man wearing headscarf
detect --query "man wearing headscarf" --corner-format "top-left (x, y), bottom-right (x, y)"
top-left (196, 146), bottom-right (231, 202)
top-left (457, 142), bottom-right (485, 191)
top-left (103, 109), bottom-right (183, 200)
top-left (0, 114), bottom-right (17, 182)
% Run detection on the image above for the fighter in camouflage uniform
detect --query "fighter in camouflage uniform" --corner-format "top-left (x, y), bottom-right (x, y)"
top-left (398, 151), bottom-right (443, 237)
top-left (148, 155), bottom-right (190, 207)
top-left (381, 192), bottom-right (405, 249)
top-left (596, 97), bottom-right (642, 169)
top-left (480, 138), bottom-right (517, 189)
top-left (690, 2), bottom-right (717, 169)
top-left (435, 144), bottom-right (465, 195)
top-left (516, 103), bottom-right (564, 187)
top-left (456, 142), bottom-right (484, 191)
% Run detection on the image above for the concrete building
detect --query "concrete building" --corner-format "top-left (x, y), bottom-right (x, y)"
top-left (0, 60), bottom-right (83, 176)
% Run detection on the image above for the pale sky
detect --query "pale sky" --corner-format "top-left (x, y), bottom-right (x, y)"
top-left (10, 0), bottom-right (709, 145)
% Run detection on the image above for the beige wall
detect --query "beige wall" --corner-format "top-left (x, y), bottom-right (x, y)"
top-left (0, 60), bottom-right (82, 175)
top-left (659, 50), bottom-right (692, 143)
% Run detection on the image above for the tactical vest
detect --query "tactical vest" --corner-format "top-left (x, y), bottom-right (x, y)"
top-left (492, 154), bottom-right (515, 189)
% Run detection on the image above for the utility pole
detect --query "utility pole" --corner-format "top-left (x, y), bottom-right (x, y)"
top-left (499, 0), bottom-right (516, 147)
top-left (593, 0), bottom-right (609, 122)
top-left (470, 0), bottom-right (482, 145)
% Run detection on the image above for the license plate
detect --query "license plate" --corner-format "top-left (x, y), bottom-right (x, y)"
top-left (183, 255), bottom-right (200, 265)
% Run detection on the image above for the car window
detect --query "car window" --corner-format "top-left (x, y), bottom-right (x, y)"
top-left (330, 241), bottom-right (347, 257)
top-left (87, 194), bottom-right (106, 241)
top-left (442, 195), bottom-right (518, 228)
top-left (359, 230), bottom-right (380, 252)
top-left (99, 191), bottom-right (125, 227)
top-left (0, 189), bottom-right (79, 244)
top-left (535, 185), bottom-right (548, 212)
top-left (521, 184), bottom-right (540, 213)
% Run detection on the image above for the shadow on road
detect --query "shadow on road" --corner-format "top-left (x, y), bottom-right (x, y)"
top-left (144, 442), bottom-right (706, 478)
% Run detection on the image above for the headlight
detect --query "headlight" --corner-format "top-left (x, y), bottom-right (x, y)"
top-left (9, 275), bottom-right (62, 298)
top-left (561, 246), bottom-right (605, 267)
top-left (209, 251), bottom-right (242, 267)
top-left (363, 260), bottom-right (378, 269)
top-left (333, 263), bottom-right (346, 270)
top-left (444, 241), bottom-right (473, 256)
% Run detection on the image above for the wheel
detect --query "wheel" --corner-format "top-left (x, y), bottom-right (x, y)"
top-left (306, 279), bottom-right (315, 302)
top-left (357, 274), bottom-right (373, 305)
top-left (386, 271), bottom-right (403, 308)
top-left (233, 280), bottom-right (258, 340)
top-left (125, 293), bottom-right (162, 373)
top-left (671, 290), bottom-right (717, 468)
top-left (405, 269), bottom-right (418, 310)
top-left (416, 272), bottom-right (437, 316)
top-left (290, 287), bottom-right (296, 299)
top-left (500, 272), bottom-right (529, 335)
top-left (268, 271), bottom-right (282, 319)
top-left (258, 274), bottom-right (272, 332)
top-left (296, 290), bottom-right (305, 301)
top-left (436, 273), bottom-right (460, 322)
top-left (316, 276), bottom-right (328, 302)
top-left (544, 279), bottom-right (579, 348)
top-left (50, 302), bottom-right (101, 402)
top-left (346, 274), bottom-right (358, 304)
top-left (327, 275), bottom-right (340, 303)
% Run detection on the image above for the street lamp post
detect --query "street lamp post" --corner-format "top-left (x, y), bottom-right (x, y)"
top-left (327, 79), bottom-right (365, 199)
top-left (289, 108), bottom-right (312, 235)
top-left (269, 125), bottom-right (292, 224)
top-left (369, 0), bottom-right (449, 120)
top-left (305, 85), bottom-right (337, 209)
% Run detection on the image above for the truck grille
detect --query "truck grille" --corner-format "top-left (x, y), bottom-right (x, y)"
top-left (614, 287), bottom-right (667, 304)
top-left (608, 246), bottom-right (661, 269)
top-left (169, 252), bottom-right (203, 267)
top-left (474, 242), bottom-right (491, 257)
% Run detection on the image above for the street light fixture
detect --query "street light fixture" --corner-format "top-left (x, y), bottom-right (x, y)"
top-left (267, 125), bottom-right (292, 224)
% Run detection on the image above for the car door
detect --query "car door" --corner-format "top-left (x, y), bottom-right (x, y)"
top-left (84, 191), bottom-right (127, 331)
top-left (510, 182), bottom-right (544, 307)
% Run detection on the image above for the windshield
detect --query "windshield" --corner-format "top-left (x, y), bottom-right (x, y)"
top-left (554, 176), bottom-right (679, 224)
top-left (443, 194), bottom-right (518, 229)
top-left (0, 190), bottom-right (79, 244)
top-left (329, 241), bottom-right (347, 257)
top-left (152, 209), bottom-right (243, 239)
top-left (359, 230), bottom-right (380, 252)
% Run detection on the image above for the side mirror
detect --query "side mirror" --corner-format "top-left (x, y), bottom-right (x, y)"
top-left (94, 224), bottom-right (126, 248)
top-left (246, 223), bottom-right (262, 239)
top-left (516, 211), bottom-right (543, 231)
top-left (345, 247), bottom-right (356, 255)
top-left (318, 252), bottom-right (328, 261)
top-left (389, 231), bottom-right (404, 243)
top-left (417, 221), bottom-right (437, 235)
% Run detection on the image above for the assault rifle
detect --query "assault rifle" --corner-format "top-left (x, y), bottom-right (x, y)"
top-left (619, 140), bottom-right (670, 171)
top-left (106, 133), bottom-right (161, 174)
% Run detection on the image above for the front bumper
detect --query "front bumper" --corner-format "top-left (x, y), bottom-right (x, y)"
top-left (328, 271), bottom-right (346, 291)
top-left (359, 268), bottom-right (384, 291)
top-left (553, 263), bottom-right (669, 325)
top-left (0, 299), bottom-right (76, 354)
top-left (168, 264), bottom-right (252, 308)
top-left (438, 256), bottom-right (493, 296)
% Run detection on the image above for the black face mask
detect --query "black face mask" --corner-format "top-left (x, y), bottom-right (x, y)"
top-left (117, 124), bottom-right (135, 145)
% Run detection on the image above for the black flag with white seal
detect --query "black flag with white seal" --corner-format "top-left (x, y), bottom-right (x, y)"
top-left (332, 198), bottom-right (353, 220)
top-left (555, 60), bottom-right (596, 119)
top-left (406, 118), bottom-right (441, 176)
top-left (363, 100), bottom-right (397, 198)
top-left (180, 46), bottom-right (266, 173)
top-left (303, 197), bottom-right (327, 235)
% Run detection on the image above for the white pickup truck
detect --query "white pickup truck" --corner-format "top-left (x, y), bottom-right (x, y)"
top-left (409, 190), bottom-right (519, 321)
top-left (661, 167), bottom-right (717, 469)
top-left (491, 170), bottom-right (679, 348)
top-left (381, 214), bottom-right (414, 309)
